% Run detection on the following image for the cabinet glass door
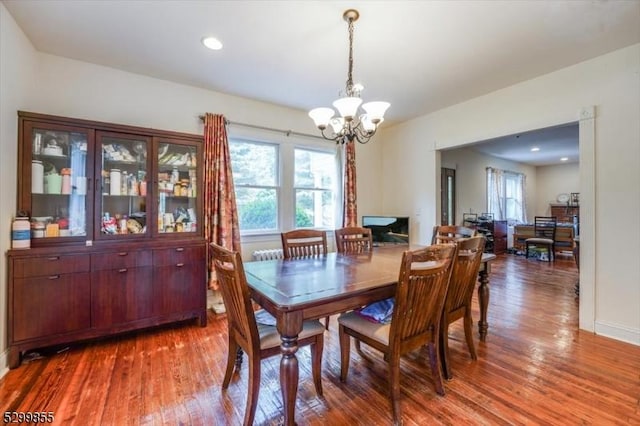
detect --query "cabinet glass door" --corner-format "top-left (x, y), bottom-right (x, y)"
top-left (30, 127), bottom-right (89, 240)
top-left (156, 141), bottom-right (198, 234)
top-left (98, 132), bottom-right (150, 237)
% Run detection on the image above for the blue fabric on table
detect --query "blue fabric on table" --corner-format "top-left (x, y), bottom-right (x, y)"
top-left (355, 297), bottom-right (395, 324)
top-left (254, 309), bottom-right (277, 326)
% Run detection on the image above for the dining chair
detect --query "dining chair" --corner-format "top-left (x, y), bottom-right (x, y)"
top-left (439, 235), bottom-right (485, 380)
top-left (335, 226), bottom-right (373, 254)
top-left (210, 243), bottom-right (325, 426)
top-left (431, 225), bottom-right (478, 244)
top-left (337, 244), bottom-right (457, 425)
top-left (525, 216), bottom-right (557, 262)
top-left (281, 229), bottom-right (331, 328)
top-left (281, 229), bottom-right (327, 259)
top-left (431, 225), bottom-right (477, 245)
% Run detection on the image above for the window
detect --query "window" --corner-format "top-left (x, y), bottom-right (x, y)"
top-left (487, 167), bottom-right (527, 223)
top-left (229, 136), bottom-right (339, 235)
top-left (229, 140), bottom-right (279, 233)
top-left (294, 148), bottom-right (337, 228)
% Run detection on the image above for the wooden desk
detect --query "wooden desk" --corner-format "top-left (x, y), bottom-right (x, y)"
top-left (244, 246), bottom-right (495, 425)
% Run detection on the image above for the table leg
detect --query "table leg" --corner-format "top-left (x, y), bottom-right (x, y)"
top-left (478, 268), bottom-right (490, 342)
top-left (278, 312), bottom-right (303, 426)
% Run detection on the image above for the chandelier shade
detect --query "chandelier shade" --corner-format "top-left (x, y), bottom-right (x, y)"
top-left (308, 9), bottom-right (390, 144)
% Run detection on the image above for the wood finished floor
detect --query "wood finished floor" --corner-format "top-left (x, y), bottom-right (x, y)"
top-left (2, 254), bottom-right (639, 425)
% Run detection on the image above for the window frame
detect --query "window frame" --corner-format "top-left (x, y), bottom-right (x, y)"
top-left (228, 128), bottom-right (341, 240)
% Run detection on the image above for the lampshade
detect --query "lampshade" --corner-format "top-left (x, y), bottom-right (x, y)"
top-left (362, 101), bottom-right (391, 122)
top-left (308, 107), bottom-right (335, 129)
top-left (333, 97), bottom-right (362, 121)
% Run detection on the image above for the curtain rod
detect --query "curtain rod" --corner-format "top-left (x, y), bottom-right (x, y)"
top-left (486, 166), bottom-right (525, 176)
top-left (198, 115), bottom-right (325, 141)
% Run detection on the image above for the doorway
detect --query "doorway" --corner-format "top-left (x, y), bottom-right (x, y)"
top-left (441, 167), bottom-right (456, 225)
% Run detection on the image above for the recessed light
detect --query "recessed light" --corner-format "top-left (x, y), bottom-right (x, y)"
top-left (530, 147), bottom-right (540, 152)
top-left (202, 36), bottom-right (223, 50)
top-left (560, 157), bottom-right (569, 161)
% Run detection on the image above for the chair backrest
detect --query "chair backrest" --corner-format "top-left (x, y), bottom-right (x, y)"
top-left (534, 216), bottom-right (557, 239)
top-left (443, 236), bottom-right (486, 315)
top-left (210, 243), bottom-right (260, 353)
top-left (389, 244), bottom-right (457, 351)
top-left (431, 225), bottom-right (477, 245)
top-left (335, 226), bottom-right (373, 254)
top-left (281, 229), bottom-right (328, 259)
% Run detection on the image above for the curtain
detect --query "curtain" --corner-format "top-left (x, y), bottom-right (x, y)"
top-left (342, 140), bottom-right (358, 227)
top-left (486, 167), bottom-right (527, 223)
top-left (203, 113), bottom-right (242, 290)
top-left (487, 167), bottom-right (505, 220)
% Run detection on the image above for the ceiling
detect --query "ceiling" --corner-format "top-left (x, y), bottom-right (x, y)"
top-left (466, 123), bottom-right (580, 166)
top-left (3, 0), bottom-right (639, 165)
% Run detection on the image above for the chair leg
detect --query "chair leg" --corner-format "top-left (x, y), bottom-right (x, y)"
top-left (439, 320), bottom-right (452, 381)
top-left (324, 316), bottom-right (330, 330)
top-left (463, 310), bottom-right (477, 361)
top-left (243, 355), bottom-right (261, 426)
top-left (426, 341), bottom-right (446, 396)
top-left (222, 337), bottom-right (239, 389)
top-left (388, 355), bottom-right (402, 426)
top-left (311, 335), bottom-right (324, 396)
top-left (339, 325), bottom-right (351, 382)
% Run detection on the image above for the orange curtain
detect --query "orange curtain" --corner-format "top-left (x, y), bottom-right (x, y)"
top-left (203, 113), bottom-right (242, 289)
top-left (342, 140), bottom-right (358, 227)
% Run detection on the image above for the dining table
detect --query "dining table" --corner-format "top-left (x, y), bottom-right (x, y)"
top-left (244, 244), bottom-right (496, 425)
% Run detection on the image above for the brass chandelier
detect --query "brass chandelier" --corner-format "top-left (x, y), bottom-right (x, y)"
top-left (308, 9), bottom-right (390, 144)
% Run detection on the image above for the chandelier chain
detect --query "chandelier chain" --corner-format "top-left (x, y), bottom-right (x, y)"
top-left (346, 17), bottom-right (355, 96)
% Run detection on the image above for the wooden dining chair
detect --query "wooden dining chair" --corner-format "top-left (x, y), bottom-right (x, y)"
top-left (431, 225), bottom-right (477, 245)
top-left (281, 229), bottom-right (331, 328)
top-left (281, 229), bottom-right (327, 259)
top-left (337, 244), bottom-right (457, 425)
top-left (335, 226), bottom-right (373, 254)
top-left (525, 216), bottom-right (557, 262)
top-left (210, 243), bottom-right (325, 426)
top-left (439, 235), bottom-right (485, 380)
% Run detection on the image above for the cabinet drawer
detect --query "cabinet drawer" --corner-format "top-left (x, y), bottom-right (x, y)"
top-left (13, 254), bottom-right (90, 278)
top-left (153, 245), bottom-right (205, 267)
top-left (91, 250), bottom-right (153, 271)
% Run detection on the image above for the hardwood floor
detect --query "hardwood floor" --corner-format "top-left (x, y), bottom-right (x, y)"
top-left (2, 254), bottom-right (639, 425)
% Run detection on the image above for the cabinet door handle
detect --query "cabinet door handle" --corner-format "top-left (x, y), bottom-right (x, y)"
top-left (47, 256), bottom-right (60, 261)
top-left (118, 268), bottom-right (128, 273)
top-left (48, 275), bottom-right (60, 280)
top-left (176, 263), bottom-right (185, 267)
top-left (175, 247), bottom-right (185, 252)
top-left (118, 252), bottom-right (128, 256)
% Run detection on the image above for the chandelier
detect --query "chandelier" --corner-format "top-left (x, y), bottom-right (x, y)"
top-left (308, 9), bottom-right (390, 144)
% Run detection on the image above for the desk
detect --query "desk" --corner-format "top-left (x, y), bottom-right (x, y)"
top-left (244, 246), bottom-right (495, 425)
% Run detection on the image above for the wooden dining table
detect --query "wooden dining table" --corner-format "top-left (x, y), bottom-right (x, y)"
top-left (244, 244), bottom-right (496, 425)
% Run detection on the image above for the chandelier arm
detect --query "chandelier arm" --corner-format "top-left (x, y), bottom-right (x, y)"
top-left (352, 125), bottom-right (375, 144)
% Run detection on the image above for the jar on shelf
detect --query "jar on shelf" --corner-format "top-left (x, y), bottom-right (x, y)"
top-left (12, 215), bottom-right (31, 249)
top-left (61, 168), bottom-right (72, 195)
top-left (109, 169), bottom-right (121, 195)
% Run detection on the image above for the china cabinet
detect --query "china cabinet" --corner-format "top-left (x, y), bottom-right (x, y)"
top-left (7, 111), bottom-right (207, 368)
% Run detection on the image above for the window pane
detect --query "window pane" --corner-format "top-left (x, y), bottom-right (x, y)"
top-left (295, 189), bottom-right (335, 228)
top-left (235, 187), bottom-right (278, 231)
top-left (230, 141), bottom-right (277, 186)
top-left (294, 149), bottom-right (335, 189)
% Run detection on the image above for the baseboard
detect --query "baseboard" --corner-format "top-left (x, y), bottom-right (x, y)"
top-left (0, 348), bottom-right (9, 379)
top-left (595, 320), bottom-right (640, 346)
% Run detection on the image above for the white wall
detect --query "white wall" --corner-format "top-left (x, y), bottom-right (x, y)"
top-left (536, 163), bottom-right (580, 216)
top-left (380, 44), bottom-right (640, 345)
top-left (441, 147), bottom-right (537, 224)
top-left (0, 3), bottom-right (38, 376)
top-left (0, 12), bottom-right (383, 371)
